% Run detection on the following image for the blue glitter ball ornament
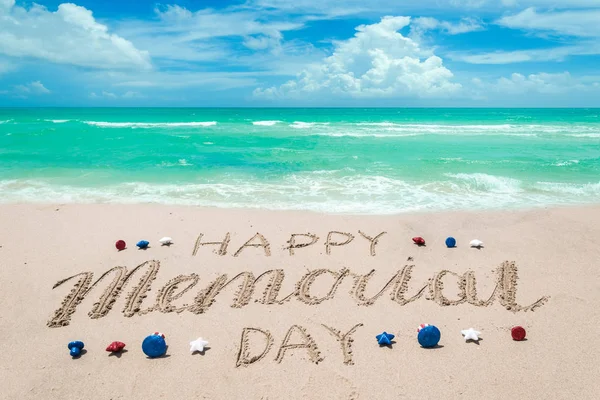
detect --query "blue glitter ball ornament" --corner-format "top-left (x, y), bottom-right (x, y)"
top-left (445, 237), bottom-right (456, 248)
top-left (142, 332), bottom-right (167, 358)
top-left (417, 324), bottom-right (441, 348)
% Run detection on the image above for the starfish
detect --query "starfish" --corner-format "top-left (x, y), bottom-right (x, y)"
top-left (190, 337), bottom-right (209, 354)
top-left (461, 328), bottom-right (481, 342)
top-left (376, 332), bottom-right (395, 346)
top-left (470, 239), bottom-right (484, 248)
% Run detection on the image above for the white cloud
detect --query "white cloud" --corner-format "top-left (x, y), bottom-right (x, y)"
top-left (90, 90), bottom-right (145, 99)
top-left (14, 81), bottom-right (50, 94)
top-left (450, 42), bottom-right (600, 64)
top-left (3, 80), bottom-right (51, 97)
top-left (0, 2), bottom-right (151, 69)
top-left (255, 16), bottom-right (461, 100)
top-left (412, 17), bottom-right (485, 36)
top-left (473, 71), bottom-right (598, 95)
top-left (122, 91), bottom-right (145, 99)
top-left (248, 0), bottom-right (600, 17)
top-left (497, 7), bottom-right (600, 37)
top-left (0, 59), bottom-right (14, 75)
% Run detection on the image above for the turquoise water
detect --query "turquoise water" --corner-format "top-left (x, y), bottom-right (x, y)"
top-left (1, 108), bottom-right (599, 214)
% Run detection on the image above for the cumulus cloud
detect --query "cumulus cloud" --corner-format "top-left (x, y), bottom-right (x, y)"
top-left (2, 80), bottom-right (51, 98)
top-left (14, 81), bottom-right (51, 94)
top-left (473, 71), bottom-right (598, 95)
top-left (0, 2), bottom-right (151, 69)
top-left (254, 16), bottom-right (461, 100)
top-left (449, 42), bottom-right (600, 64)
top-left (90, 90), bottom-right (145, 99)
top-left (412, 17), bottom-right (485, 37)
top-left (497, 7), bottom-right (600, 37)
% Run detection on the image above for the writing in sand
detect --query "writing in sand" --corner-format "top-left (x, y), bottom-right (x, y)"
top-left (47, 260), bottom-right (548, 328)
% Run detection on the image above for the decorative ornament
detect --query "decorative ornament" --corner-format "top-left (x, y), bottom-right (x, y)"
top-left (115, 240), bottom-right (126, 251)
top-left (190, 337), bottom-right (209, 354)
top-left (68, 341), bottom-right (85, 358)
top-left (376, 332), bottom-right (395, 346)
top-left (461, 328), bottom-right (481, 342)
top-left (445, 237), bottom-right (456, 248)
top-left (417, 324), bottom-right (441, 348)
top-left (136, 240), bottom-right (150, 249)
top-left (142, 332), bottom-right (167, 358)
top-left (106, 341), bottom-right (126, 353)
top-left (412, 237), bottom-right (426, 246)
top-left (511, 326), bottom-right (527, 341)
top-left (159, 237), bottom-right (173, 246)
top-left (470, 239), bottom-right (484, 248)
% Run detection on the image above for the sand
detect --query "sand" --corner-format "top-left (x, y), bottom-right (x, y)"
top-left (0, 203), bottom-right (599, 400)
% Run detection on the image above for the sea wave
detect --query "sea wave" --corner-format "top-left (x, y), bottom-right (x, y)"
top-left (44, 119), bottom-right (70, 123)
top-left (0, 119), bottom-right (12, 124)
top-left (534, 181), bottom-right (600, 195)
top-left (83, 121), bottom-right (217, 128)
top-left (252, 120), bottom-right (281, 126)
top-left (567, 133), bottom-right (600, 138)
top-left (553, 160), bottom-right (580, 167)
top-left (289, 121), bottom-right (330, 129)
top-left (1, 175), bottom-right (599, 214)
top-left (444, 173), bottom-right (523, 193)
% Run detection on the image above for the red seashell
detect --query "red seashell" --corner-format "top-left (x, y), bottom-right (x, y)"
top-left (511, 326), bottom-right (526, 341)
top-left (115, 240), bottom-right (126, 251)
top-left (106, 341), bottom-right (126, 352)
top-left (412, 237), bottom-right (426, 245)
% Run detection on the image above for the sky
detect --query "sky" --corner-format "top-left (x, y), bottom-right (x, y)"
top-left (1, 0), bottom-right (600, 107)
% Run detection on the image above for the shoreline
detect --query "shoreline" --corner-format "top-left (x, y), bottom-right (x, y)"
top-left (2, 200), bottom-right (600, 217)
top-left (1, 203), bottom-right (599, 399)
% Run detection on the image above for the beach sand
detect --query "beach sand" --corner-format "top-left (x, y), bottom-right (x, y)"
top-left (0, 204), bottom-right (599, 400)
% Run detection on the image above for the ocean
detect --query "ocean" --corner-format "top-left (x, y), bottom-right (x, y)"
top-left (1, 108), bottom-right (599, 214)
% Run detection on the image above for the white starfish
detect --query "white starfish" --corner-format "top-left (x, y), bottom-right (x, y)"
top-left (470, 239), bottom-right (483, 248)
top-left (159, 237), bottom-right (173, 245)
top-left (461, 328), bottom-right (481, 342)
top-left (190, 337), bottom-right (209, 354)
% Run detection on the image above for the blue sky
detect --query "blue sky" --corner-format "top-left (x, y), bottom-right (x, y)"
top-left (1, 0), bottom-right (600, 106)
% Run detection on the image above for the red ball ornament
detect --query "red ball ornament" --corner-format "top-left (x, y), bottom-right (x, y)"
top-left (115, 240), bottom-right (126, 251)
top-left (511, 326), bottom-right (526, 341)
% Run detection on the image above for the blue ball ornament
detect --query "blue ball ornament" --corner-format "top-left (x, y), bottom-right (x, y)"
top-left (142, 333), bottom-right (167, 358)
top-left (445, 237), bottom-right (456, 248)
top-left (417, 324), bottom-right (441, 348)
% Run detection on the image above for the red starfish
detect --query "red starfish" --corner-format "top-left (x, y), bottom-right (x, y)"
top-left (106, 341), bottom-right (126, 352)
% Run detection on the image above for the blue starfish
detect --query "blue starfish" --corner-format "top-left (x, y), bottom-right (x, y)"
top-left (376, 332), bottom-right (395, 346)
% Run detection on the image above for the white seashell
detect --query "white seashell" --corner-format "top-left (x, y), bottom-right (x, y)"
top-left (159, 237), bottom-right (173, 245)
top-left (470, 239), bottom-right (483, 248)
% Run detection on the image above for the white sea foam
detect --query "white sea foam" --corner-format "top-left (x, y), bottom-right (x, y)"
top-left (567, 133), bottom-right (600, 138)
top-left (554, 160), bottom-right (580, 167)
top-left (534, 181), bottom-right (600, 195)
top-left (83, 121), bottom-right (217, 128)
top-left (445, 173), bottom-right (523, 193)
top-left (0, 119), bottom-right (12, 124)
top-left (45, 119), bottom-right (70, 123)
top-left (252, 120), bottom-right (281, 126)
top-left (2, 175), bottom-right (599, 214)
top-left (289, 121), bottom-right (330, 129)
top-left (158, 159), bottom-right (193, 167)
